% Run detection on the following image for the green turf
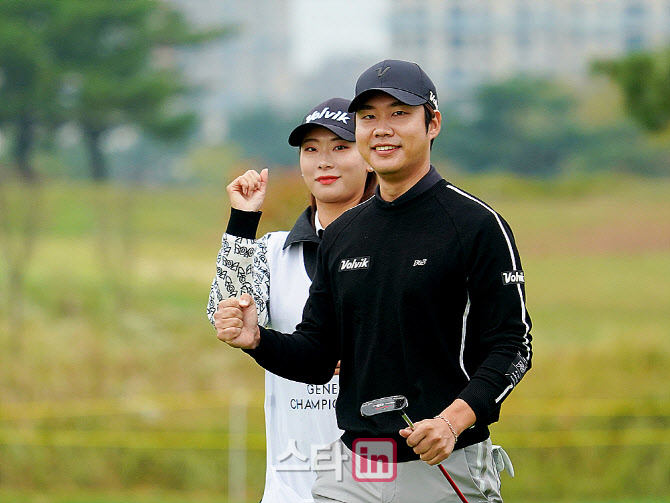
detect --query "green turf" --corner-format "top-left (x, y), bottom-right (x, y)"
top-left (1, 174), bottom-right (669, 501)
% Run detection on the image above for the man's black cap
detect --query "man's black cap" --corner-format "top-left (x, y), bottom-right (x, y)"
top-left (288, 97), bottom-right (355, 146)
top-left (348, 60), bottom-right (438, 112)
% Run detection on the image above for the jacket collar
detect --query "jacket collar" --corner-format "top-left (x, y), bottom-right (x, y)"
top-left (374, 165), bottom-right (443, 207)
top-left (283, 207), bottom-right (320, 250)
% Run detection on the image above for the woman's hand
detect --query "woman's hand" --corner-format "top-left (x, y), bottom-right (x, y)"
top-left (227, 168), bottom-right (269, 212)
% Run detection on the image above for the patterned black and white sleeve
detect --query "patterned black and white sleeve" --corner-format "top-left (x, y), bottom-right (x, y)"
top-left (206, 233), bottom-right (271, 328)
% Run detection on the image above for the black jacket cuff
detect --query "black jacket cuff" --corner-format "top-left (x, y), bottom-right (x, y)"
top-left (226, 208), bottom-right (262, 239)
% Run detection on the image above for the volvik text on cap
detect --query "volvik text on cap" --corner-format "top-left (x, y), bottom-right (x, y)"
top-left (348, 60), bottom-right (438, 113)
top-left (288, 97), bottom-right (356, 147)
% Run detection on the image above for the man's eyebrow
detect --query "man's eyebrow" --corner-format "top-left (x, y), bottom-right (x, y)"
top-left (357, 100), bottom-right (409, 112)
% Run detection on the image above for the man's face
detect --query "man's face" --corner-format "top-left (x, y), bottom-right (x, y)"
top-left (354, 92), bottom-right (440, 180)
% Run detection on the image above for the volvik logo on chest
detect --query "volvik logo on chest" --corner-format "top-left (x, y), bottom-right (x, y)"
top-left (339, 256), bottom-right (370, 272)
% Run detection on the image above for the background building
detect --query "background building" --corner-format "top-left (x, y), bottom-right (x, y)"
top-left (167, 0), bottom-right (294, 142)
top-left (389, 0), bottom-right (670, 101)
top-left (167, 0), bottom-right (670, 140)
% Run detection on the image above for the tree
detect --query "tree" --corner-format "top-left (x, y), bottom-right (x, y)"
top-left (228, 107), bottom-right (304, 167)
top-left (435, 78), bottom-right (587, 176)
top-left (0, 0), bottom-right (62, 181)
top-left (0, 0), bottom-right (231, 181)
top-left (592, 48), bottom-right (670, 133)
top-left (433, 77), bottom-right (669, 177)
top-left (53, 0), bottom-right (221, 180)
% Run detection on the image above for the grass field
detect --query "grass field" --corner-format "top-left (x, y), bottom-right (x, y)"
top-left (0, 490), bottom-right (669, 503)
top-left (1, 171), bottom-right (669, 502)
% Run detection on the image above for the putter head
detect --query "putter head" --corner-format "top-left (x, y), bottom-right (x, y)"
top-left (360, 395), bottom-right (408, 417)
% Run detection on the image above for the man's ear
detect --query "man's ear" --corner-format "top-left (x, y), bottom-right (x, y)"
top-left (429, 110), bottom-right (442, 140)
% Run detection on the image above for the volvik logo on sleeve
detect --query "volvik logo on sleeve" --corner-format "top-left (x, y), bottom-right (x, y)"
top-left (339, 256), bottom-right (370, 272)
top-left (501, 270), bottom-right (525, 285)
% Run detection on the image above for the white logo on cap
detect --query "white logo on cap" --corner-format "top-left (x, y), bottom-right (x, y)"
top-left (305, 107), bottom-right (350, 124)
top-left (375, 66), bottom-right (390, 77)
top-left (429, 91), bottom-right (438, 110)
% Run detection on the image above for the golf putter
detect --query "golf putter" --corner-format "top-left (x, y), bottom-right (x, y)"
top-left (360, 395), bottom-right (470, 503)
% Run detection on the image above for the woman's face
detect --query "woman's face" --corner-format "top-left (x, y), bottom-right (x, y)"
top-left (299, 126), bottom-right (370, 206)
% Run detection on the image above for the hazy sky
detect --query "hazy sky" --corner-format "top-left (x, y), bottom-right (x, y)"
top-left (290, 0), bottom-right (390, 74)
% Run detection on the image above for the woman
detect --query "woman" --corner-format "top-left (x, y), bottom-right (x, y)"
top-left (207, 97), bottom-right (376, 503)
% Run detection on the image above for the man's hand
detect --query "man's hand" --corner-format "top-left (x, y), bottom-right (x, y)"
top-left (399, 399), bottom-right (476, 466)
top-left (227, 168), bottom-right (268, 212)
top-left (399, 418), bottom-right (456, 465)
top-left (214, 293), bottom-right (261, 349)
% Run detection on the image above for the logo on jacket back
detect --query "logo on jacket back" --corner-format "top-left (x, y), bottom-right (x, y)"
top-left (501, 270), bottom-right (525, 285)
top-left (340, 256), bottom-right (370, 271)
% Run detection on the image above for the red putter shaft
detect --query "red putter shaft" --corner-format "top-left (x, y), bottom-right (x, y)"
top-left (400, 411), bottom-right (470, 503)
top-left (437, 464), bottom-right (469, 503)
top-left (360, 397), bottom-right (470, 503)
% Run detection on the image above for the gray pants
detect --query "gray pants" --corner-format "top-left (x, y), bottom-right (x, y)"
top-left (312, 438), bottom-right (503, 503)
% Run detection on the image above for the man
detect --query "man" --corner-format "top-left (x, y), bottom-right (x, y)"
top-left (215, 60), bottom-right (532, 502)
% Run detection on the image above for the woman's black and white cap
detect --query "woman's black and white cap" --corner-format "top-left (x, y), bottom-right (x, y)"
top-left (288, 97), bottom-right (356, 147)
top-left (348, 59), bottom-right (438, 112)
